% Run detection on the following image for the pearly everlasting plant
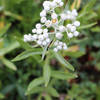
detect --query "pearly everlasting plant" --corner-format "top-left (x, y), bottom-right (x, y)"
top-left (24, 0), bottom-right (80, 52)
top-left (12, 0), bottom-right (90, 99)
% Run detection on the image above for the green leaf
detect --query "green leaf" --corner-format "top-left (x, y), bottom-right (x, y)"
top-left (51, 71), bottom-right (77, 80)
top-left (15, 37), bottom-right (32, 50)
top-left (46, 87), bottom-right (59, 97)
top-left (63, 51), bottom-right (85, 58)
top-left (26, 87), bottom-right (44, 95)
top-left (0, 23), bottom-right (11, 37)
top-left (78, 22), bottom-right (97, 30)
top-left (54, 52), bottom-right (74, 71)
top-left (44, 94), bottom-right (52, 100)
top-left (83, 0), bottom-right (97, 11)
top-left (1, 57), bottom-right (17, 71)
top-left (43, 57), bottom-right (51, 87)
top-left (0, 41), bottom-right (20, 56)
top-left (26, 77), bottom-right (44, 94)
top-left (12, 49), bottom-right (42, 62)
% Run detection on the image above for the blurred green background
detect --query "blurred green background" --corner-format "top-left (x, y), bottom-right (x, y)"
top-left (0, 0), bottom-right (100, 100)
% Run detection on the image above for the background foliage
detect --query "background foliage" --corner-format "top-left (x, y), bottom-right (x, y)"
top-left (0, 0), bottom-right (100, 100)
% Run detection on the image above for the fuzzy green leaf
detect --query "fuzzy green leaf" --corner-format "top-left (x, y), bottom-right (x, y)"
top-left (54, 52), bottom-right (74, 71)
top-left (12, 49), bottom-right (42, 62)
top-left (51, 71), bottom-right (77, 80)
top-left (26, 77), bottom-right (44, 94)
top-left (1, 57), bottom-right (17, 71)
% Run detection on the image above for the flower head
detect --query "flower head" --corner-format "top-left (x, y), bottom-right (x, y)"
top-left (24, 0), bottom-right (80, 52)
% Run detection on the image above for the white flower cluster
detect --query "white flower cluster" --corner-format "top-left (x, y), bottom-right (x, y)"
top-left (24, 0), bottom-right (80, 52)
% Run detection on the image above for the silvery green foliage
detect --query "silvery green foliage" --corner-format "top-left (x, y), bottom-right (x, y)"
top-left (24, 0), bottom-right (80, 52)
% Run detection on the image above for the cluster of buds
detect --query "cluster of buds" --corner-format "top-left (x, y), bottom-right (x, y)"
top-left (24, 0), bottom-right (80, 52)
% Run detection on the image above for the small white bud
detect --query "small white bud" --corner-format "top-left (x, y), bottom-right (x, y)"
top-left (44, 6), bottom-right (50, 11)
top-left (60, 13), bottom-right (67, 20)
top-left (56, 32), bottom-right (63, 39)
top-left (32, 29), bottom-right (37, 33)
top-left (38, 35), bottom-right (44, 40)
top-left (57, 45), bottom-right (62, 50)
top-left (45, 20), bottom-right (52, 27)
top-left (43, 29), bottom-right (48, 33)
top-left (33, 34), bottom-right (38, 40)
top-left (43, 33), bottom-right (48, 38)
top-left (46, 38), bottom-right (50, 43)
top-left (36, 23), bottom-right (42, 29)
top-left (59, 2), bottom-right (64, 6)
top-left (41, 17), bottom-right (47, 23)
top-left (51, 13), bottom-right (57, 19)
top-left (59, 25), bottom-right (65, 32)
top-left (36, 29), bottom-right (43, 34)
top-left (37, 40), bottom-right (42, 45)
top-left (73, 31), bottom-right (79, 37)
top-left (73, 21), bottom-right (80, 27)
top-left (71, 26), bottom-right (76, 32)
top-left (53, 48), bottom-right (58, 52)
top-left (40, 10), bottom-right (46, 17)
top-left (42, 41), bottom-right (47, 46)
top-left (68, 33), bottom-right (73, 38)
top-left (72, 9), bottom-right (78, 16)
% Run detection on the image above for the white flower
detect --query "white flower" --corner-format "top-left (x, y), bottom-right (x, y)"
top-left (59, 2), bottom-right (64, 6)
top-left (73, 31), bottom-right (79, 36)
top-left (36, 29), bottom-right (43, 34)
top-left (36, 23), bottom-right (42, 29)
top-left (59, 25), bottom-right (65, 32)
top-left (43, 33), bottom-right (48, 38)
top-left (32, 34), bottom-right (38, 40)
top-left (67, 24), bottom-right (72, 29)
top-left (56, 0), bottom-right (61, 3)
top-left (43, 1), bottom-right (51, 7)
top-left (73, 21), bottom-right (80, 27)
top-left (60, 13), bottom-right (67, 20)
top-left (72, 9), bottom-right (78, 16)
top-left (37, 40), bottom-right (42, 45)
top-left (63, 45), bottom-right (67, 50)
top-left (51, 1), bottom-right (57, 8)
top-left (42, 41), bottom-right (47, 46)
top-left (40, 10), bottom-right (46, 17)
top-left (46, 38), bottom-right (50, 43)
top-left (44, 6), bottom-right (50, 11)
top-left (68, 33), bottom-right (73, 38)
top-left (56, 32), bottom-right (63, 39)
top-left (51, 13), bottom-right (57, 19)
top-left (43, 29), bottom-right (48, 33)
top-left (53, 48), bottom-right (58, 52)
top-left (57, 45), bottom-right (62, 50)
top-left (54, 41), bottom-right (59, 46)
top-left (45, 20), bottom-right (52, 27)
top-left (38, 35), bottom-right (44, 40)
top-left (41, 17), bottom-right (47, 23)
top-left (32, 29), bottom-right (37, 33)
top-left (70, 26), bottom-right (76, 32)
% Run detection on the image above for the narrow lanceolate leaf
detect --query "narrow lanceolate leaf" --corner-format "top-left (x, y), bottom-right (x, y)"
top-left (46, 87), bottom-right (59, 97)
top-left (0, 23), bottom-right (11, 37)
top-left (1, 57), bottom-right (17, 71)
top-left (54, 52), bottom-right (74, 71)
top-left (0, 41), bottom-right (20, 56)
top-left (12, 49), bottom-right (42, 62)
top-left (43, 57), bottom-right (51, 87)
top-left (27, 77), bottom-right (44, 93)
top-left (78, 22), bottom-right (97, 30)
top-left (25, 87), bottom-right (44, 95)
top-left (51, 71), bottom-right (77, 80)
top-left (15, 37), bottom-right (32, 50)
